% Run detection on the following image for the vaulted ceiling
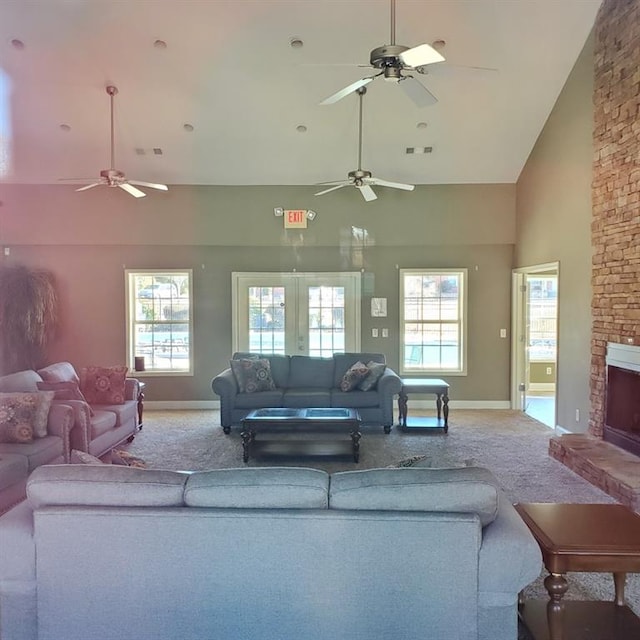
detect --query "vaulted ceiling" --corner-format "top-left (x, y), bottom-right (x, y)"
top-left (0, 0), bottom-right (601, 189)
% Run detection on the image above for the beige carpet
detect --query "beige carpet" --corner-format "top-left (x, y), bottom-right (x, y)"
top-left (122, 408), bottom-right (640, 615)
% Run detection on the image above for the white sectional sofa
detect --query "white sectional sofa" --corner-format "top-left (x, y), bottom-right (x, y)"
top-left (0, 463), bottom-right (541, 640)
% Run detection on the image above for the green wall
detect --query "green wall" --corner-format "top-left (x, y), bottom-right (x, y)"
top-left (1, 183), bottom-right (515, 404)
top-left (514, 31), bottom-right (594, 432)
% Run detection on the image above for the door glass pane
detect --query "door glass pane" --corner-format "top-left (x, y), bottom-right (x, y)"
top-left (308, 286), bottom-right (345, 357)
top-left (248, 286), bottom-right (285, 354)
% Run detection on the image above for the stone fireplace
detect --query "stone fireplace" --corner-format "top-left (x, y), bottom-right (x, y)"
top-left (550, 346), bottom-right (640, 511)
top-left (603, 343), bottom-right (640, 458)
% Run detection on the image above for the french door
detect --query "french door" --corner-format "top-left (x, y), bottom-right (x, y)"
top-left (232, 272), bottom-right (361, 356)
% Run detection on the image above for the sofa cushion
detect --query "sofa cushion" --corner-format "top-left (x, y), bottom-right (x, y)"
top-left (91, 401), bottom-right (136, 429)
top-left (0, 369), bottom-right (44, 393)
top-left (0, 453), bottom-right (29, 490)
top-left (332, 353), bottom-right (385, 388)
top-left (283, 389), bottom-right (331, 408)
top-left (330, 389), bottom-right (380, 408)
top-left (89, 410), bottom-right (118, 439)
top-left (329, 467), bottom-right (499, 526)
top-left (80, 365), bottom-right (128, 404)
top-left (0, 393), bottom-right (38, 443)
top-left (230, 358), bottom-right (276, 393)
top-left (235, 390), bottom-right (284, 409)
top-left (0, 436), bottom-right (64, 471)
top-left (358, 361), bottom-right (387, 391)
top-left (37, 362), bottom-right (80, 385)
top-left (36, 379), bottom-right (91, 404)
top-left (184, 467), bottom-right (329, 509)
top-left (289, 356), bottom-right (334, 388)
top-left (27, 465), bottom-right (188, 508)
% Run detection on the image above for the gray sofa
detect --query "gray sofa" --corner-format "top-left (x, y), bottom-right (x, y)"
top-left (0, 463), bottom-right (541, 640)
top-left (0, 363), bottom-right (140, 461)
top-left (212, 352), bottom-right (403, 433)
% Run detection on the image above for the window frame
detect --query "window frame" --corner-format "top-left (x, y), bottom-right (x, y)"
top-left (125, 269), bottom-right (194, 376)
top-left (399, 268), bottom-right (468, 376)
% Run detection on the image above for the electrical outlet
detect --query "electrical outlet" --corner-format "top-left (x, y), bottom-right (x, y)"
top-left (546, 367), bottom-right (552, 375)
top-left (382, 328), bottom-right (389, 338)
top-left (500, 329), bottom-right (507, 338)
top-left (3, 247), bottom-right (9, 256)
top-left (371, 328), bottom-right (378, 338)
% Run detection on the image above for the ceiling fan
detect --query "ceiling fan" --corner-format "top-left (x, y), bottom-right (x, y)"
top-left (319, 0), bottom-right (446, 107)
top-left (61, 85), bottom-right (168, 198)
top-left (315, 86), bottom-right (414, 202)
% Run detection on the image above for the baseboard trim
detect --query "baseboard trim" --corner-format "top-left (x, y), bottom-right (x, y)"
top-left (146, 400), bottom-right (220, 410)
top-left (145, 400), bottom-right (510, 411)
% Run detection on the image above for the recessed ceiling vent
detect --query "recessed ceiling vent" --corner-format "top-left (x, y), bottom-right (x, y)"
top-left (406, 146), bottom-right (433, 155)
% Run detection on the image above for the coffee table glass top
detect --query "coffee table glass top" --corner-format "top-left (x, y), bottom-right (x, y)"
top-left (245, 408), bottom-right (359, 421)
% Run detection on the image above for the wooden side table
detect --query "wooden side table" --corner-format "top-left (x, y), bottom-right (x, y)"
top-left (397, 378), bottom-right (449, 432)
top-left (515, 502), bottom-right (640, 639)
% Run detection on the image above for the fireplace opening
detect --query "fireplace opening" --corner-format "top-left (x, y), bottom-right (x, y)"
top-left (604, 365), bottom-right (640, 457)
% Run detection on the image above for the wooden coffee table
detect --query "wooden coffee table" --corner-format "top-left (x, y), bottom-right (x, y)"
top-left (515, 502), bottom-right (640, 640)
top-left (241, 407), bottom-right (361, 463)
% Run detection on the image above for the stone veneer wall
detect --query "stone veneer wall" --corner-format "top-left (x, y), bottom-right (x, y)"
top-left (590, 0), bottom-right (640, 438)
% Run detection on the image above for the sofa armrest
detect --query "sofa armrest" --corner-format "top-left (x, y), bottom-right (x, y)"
top-left (45, 402), bottom-right (74, 462)
top-left (125, 378), bottom-right (140, 401)
top-left (211, 368), bottom-right (238, 428)
top-left (53, 399), bottom-right (90, 453)
top-left (478, 492), bottom-right (542, 598)
top-left (377, 368), bottom-right (403, 396)
top-left (212, 368), bottom-right (238, 397)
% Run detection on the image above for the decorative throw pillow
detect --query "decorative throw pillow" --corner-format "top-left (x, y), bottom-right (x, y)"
top-left (70, 449), bottom-right (104, 465)
top-left (231, 358), bottom-right (276, 394)
top-left (37, 380), bottom-right (95, 416)
top-left (80, 366), bottom-right (128, 405)
top-left (0, 392), bottom-right (38, 443)
top-left (340, 361), bottom-right (370, 392)
top-left (358, 361), bottom-right (386, 391)
top-left (32, 390), bottom-right (55, 438)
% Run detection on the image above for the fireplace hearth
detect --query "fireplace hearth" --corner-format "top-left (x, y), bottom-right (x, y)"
top-left (604, 343), bottom-right (640, 457)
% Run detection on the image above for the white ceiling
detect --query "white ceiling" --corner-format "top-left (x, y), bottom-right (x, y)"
top-left (0, 0), bottom-right (601, 188)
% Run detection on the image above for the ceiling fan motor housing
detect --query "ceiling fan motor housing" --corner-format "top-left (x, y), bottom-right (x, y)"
top-left (348, 169), bottom-right (372, 184)
top-left (369, 44), bottom-right (410, 69)
top-left (100, 168), bottom-right (126, 185)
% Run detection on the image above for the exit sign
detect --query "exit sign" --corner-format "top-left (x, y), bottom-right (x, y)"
top-left (284, 209), bottom-right (308, 229)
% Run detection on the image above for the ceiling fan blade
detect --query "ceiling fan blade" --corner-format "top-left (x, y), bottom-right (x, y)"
top-left (319, 77), bottom-right (374, 106)
top-left (398, 76), bottom-right (438, 107)
top-left (119, 183), bottom-right (146, 198)
top-left (315, 184), bottom-right (349, 196)
top-left (75, 183), bottom-right (101, 192)
top-left (129, 180), bottom-right (169, 191)
top-left (358, 184), bottom-right (377, 202)
top-left (315, 180), bottom-right (351, 186)
top-left (417, 62), bottom-right (498, 77)
top-left (399, 43), bottom-right (445, 68)
top-left (371, 178), bottom-right (415, 191)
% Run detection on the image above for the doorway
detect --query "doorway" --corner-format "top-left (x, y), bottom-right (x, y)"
top-left (232, 272), bottom-right (361, 356)
top-left (511, 263), bottom-right (558, 428)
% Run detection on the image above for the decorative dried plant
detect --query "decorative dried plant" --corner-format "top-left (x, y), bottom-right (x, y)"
top-left (0, 265), bottom-right (59, 374)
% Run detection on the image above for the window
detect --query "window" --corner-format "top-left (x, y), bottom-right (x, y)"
top-left (126, 270), bottom-right (193, 374)
top-left (400, 269), bottom-right (467, 375)
top-left (527, 275), bottom-right (557, 362)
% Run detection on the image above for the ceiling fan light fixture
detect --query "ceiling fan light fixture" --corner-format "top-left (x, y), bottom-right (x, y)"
top-left (400, 43), bottom-right (445, 68)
